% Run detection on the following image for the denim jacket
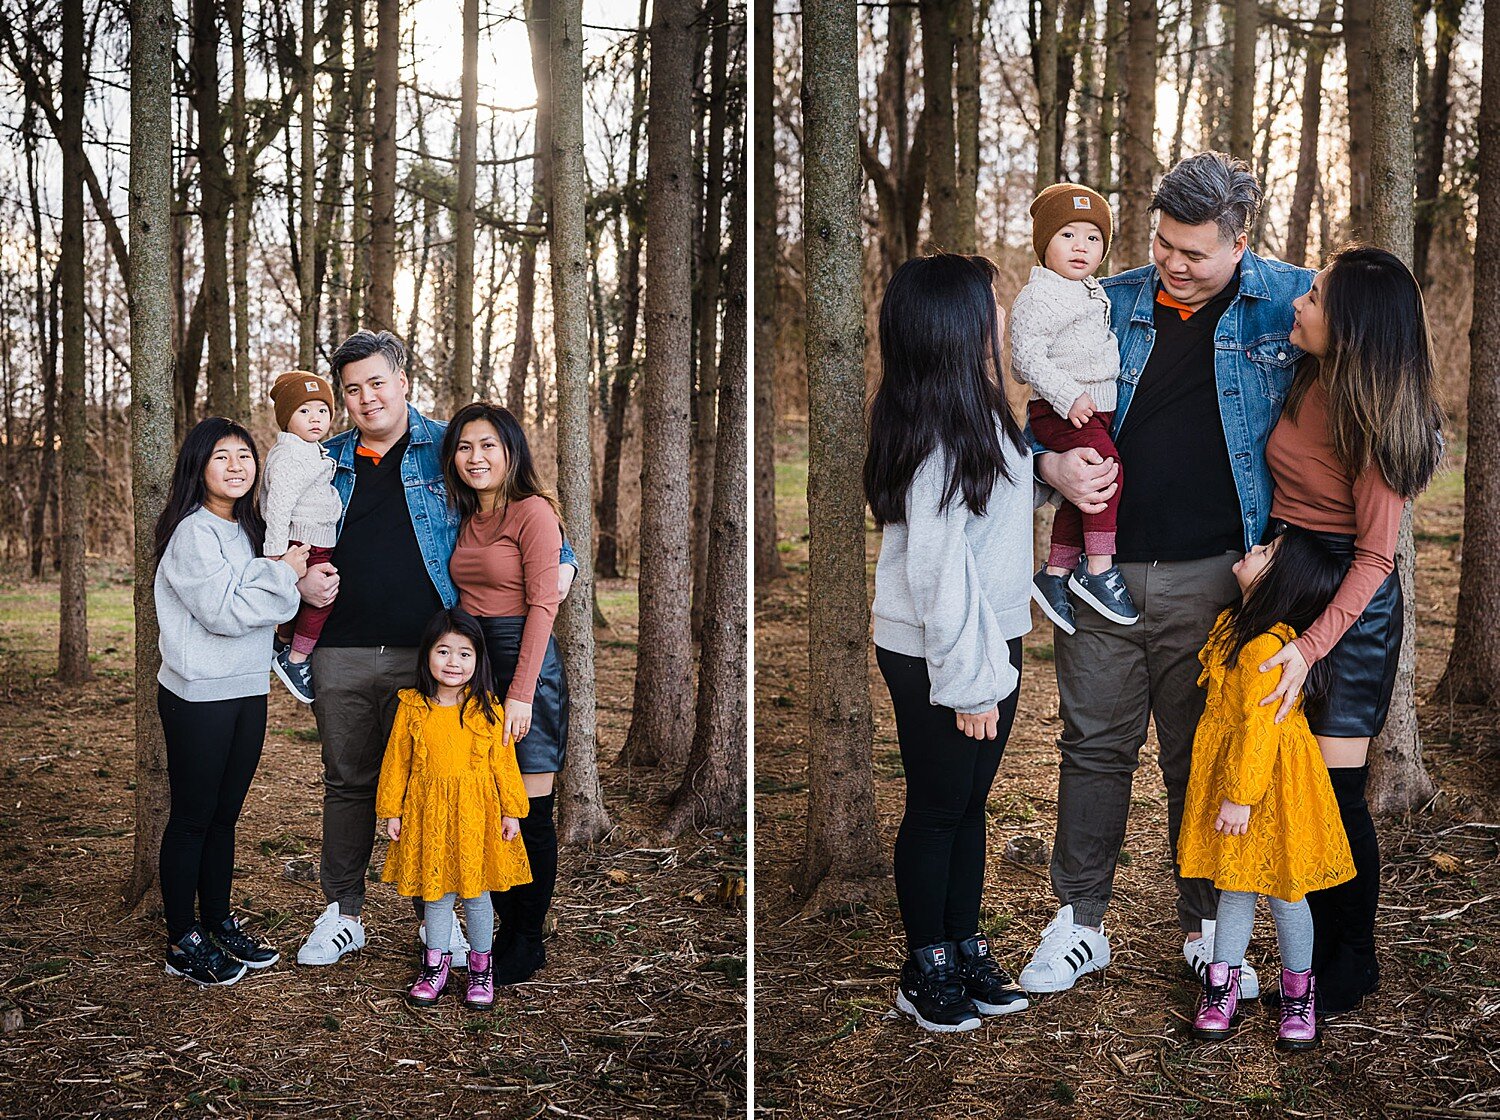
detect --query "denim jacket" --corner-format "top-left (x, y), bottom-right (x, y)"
top-left (323, 403), bottom-right (579, 611)
top-left (1095, 251), bottom-right (1315, 553)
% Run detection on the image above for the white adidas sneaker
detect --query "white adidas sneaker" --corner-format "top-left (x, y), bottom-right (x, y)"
top-left (296, 902), bottom-right (366, 966)
top-left (1184, 918), bottom-right (1260, 999)
top-left (418, 919), bottom-right (470, 970)
top-left (1018, 904), bottom-right (1112, 993)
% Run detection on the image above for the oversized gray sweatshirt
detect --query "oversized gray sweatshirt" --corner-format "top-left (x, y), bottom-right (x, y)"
top-left (155, 508), bottom-right (302, 702)
top-left (872, 434), bottom-right (1036, 714)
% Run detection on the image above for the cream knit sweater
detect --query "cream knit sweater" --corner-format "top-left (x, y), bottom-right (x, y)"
top-left (1009, 265), bottom-right (1120, 418)
top-left (261, 432), bottom-right (343, 556)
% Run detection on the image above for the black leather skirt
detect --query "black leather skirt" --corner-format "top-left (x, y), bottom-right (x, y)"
top-left (476, 615), bottom-right (569, 774)
top-left (1266, 519), bottom-right (1403, 738)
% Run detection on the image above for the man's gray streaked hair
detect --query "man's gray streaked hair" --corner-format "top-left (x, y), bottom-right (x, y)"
top-left (330, 329), bottom-right (408, 385)
top-left (1149, 152), bottom-right (1264, 245)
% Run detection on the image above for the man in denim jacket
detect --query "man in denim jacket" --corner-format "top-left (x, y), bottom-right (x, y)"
top-left (1017, 154), bottom-right (1315, 998)
top-left (293, 329), bottom-right (576, 966)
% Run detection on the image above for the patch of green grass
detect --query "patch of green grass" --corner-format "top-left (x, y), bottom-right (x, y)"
top-left (755, 776), bottom-right (807, 796)
top-left (775, 458), bottom-right (808, 503)
top-left (596, 586), bottom-right (638, 623)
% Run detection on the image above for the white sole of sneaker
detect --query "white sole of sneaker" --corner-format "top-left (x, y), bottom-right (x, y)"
top-left (1067, 575), bottom-right (1140, 626)
top-left (973, 995), bottom-right (1030, 1015)
top-left (235, 952), bottom-right (281, 970)
top-left (894, 991), bottom-right (982, 1032)
top-left (271, 657), bottom-right (316, 705)
top-left (1030, 583), bottom-right (1078, 635)
top-left (1018, 956), bottom-right (1108, 994)
top-left (166, 961), bottom-right (246, 987)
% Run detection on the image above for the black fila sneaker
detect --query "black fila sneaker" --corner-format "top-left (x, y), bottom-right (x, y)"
top-left (895, 942), bottom-right (982, 1033)
top-left (166, 924), bottom-right (249, 987)
top-left (954, 934), bottom-right (1030, 1015)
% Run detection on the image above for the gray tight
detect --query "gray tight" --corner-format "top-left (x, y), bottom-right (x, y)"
top-left (423, 892), bottom-right (494, 955)
top-left (1212, 889), bottom-right (1313, 973)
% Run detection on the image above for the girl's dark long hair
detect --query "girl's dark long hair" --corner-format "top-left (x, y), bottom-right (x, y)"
top-left (153, 417), bottom-right (266, 565)
top-left (864, 253), bottom-right (1026, 526)
top-left (1284, 245), bottom-right (1445, 499)
top-left (441, 401), bottom-right (562, 523)
top-left (413, 608), bottom-right (501, 728)
top-left (1211, 527), bottom-right (1347, 703)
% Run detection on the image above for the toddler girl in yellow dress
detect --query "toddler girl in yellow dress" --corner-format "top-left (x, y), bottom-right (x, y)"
top-left (376, 608), bottom-right (532, 1009)
top-left (1177, 527), bottom-right (1355, 1051)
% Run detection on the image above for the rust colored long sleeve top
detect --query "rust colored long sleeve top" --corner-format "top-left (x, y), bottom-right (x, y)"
top-left (449, 496), bottom-right (563, 704)
top-left (1265, 378), bottom-right (1403, 663)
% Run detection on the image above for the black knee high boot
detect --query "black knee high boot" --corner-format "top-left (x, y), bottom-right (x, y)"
top-left (494, 792), bottom-right (557, 985)
top-left (1316, 765), bottom-right (1381, 1014)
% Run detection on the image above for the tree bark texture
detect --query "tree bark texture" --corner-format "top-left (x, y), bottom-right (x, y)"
top-left (1055, 0), bottom-right (1086, 182)
top-left (920, 0), bottom-right (960, 250)
top-left (1100, 0), bottom-right (1123, 198)
top-left (511, 0), bottom-right (553, 420)
top-left (859, 4), bottom-right (927, 283)
top-left (1116, 0), bottom-right (1157, 264)
top-left (347, 0), bottom-right (369, 335)
top-left (954, 0), bottom-right (983, 252)
top-left (368, 0), bottom-right (399, 331)
top-left (1036, 0), bottom-right (1059, 191)
top-left (1345, 0), bottom-right (1374, 240)
top-left (1413, 0), bottom-right (1463, 287)
top-left (453, 0), bottom-right (479, 404)
top-left (1229, 0), bottom-right (1257, 158)
top-left (1438, 0), bottom-right (1500, 706)
top-left (300, 0), bottom-right (318, 369)
top-left (621, 0), bottom-right (697, 770)
top-left (1285, 0), bottom-right (1336, 268)
top-left (192, 0), bottom-right (234, 418)
top-left (229, 0), bottom-right (251, 416)
top-left (125, 0), bottom-right (175, 909)
top-left (754, 0), bottom-right (785, 582)
top-left (799, 0), bottom-right (881, 897)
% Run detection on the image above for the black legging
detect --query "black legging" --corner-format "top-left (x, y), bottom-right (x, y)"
top-left (494, 792), bottom-right (557, 946)
top-left (1307, 765), bottom-right (1380, 991)
top-left (877, 639), bottom-right (1023, 955)
top-left (157, 686), bottom-right (267, 942)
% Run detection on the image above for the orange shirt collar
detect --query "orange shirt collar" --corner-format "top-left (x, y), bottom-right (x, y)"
top-left (355, 444), bottom-right (383, 467)
top-left (1155, 288), bottom-right (1198, 320)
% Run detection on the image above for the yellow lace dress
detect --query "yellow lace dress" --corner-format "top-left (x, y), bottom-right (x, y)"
top-left (375, 689), bottom-right (532, 901)
top-left (1177, 616), bottom-right (1355, 903)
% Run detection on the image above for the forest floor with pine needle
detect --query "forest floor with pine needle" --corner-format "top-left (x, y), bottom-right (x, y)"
top-left (755, 422), bottom-right (1500, 1119)
top-left (0, 573), bottom-right (746, 1119)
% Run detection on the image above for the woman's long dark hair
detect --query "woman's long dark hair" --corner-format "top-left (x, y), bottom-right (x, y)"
top-left (153, 417), bottom-right (266, 565)
top-left (1285, 245), bottom-right (1445, 499)
top-left (441, 401), bottom-right (562, 523)
top-left (414, 608), bottom-right (501, 728)
top-left (1211, 527), bottom-right (1347, 702)
top-left (864, 253), bottom-right (1025, 526)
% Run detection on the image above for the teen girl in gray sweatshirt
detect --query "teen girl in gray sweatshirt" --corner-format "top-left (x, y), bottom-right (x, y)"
top-left (153, 418), bottom-right (305, 987)
top-left (865, 254), bottom-right (1036, 1034)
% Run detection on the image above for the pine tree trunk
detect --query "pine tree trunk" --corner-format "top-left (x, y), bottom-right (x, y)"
top-left (315, 0), bottom-right (350, 356)
top-left (25, 109), bottom-right (56, 579)
top-left (1054, 0), bottom-right (1086, 182)
top-left (193, 0), bottom-right (235, 417)
top-left (621, 0), bottom-right (697, 770)
top-left (1116, 0), bottom-right (1157, 263)
top-left (1345, 0), bottom-right (1374, 240)
top-left (859, 5), bottom-right (926, 283)
top-left (58, 0), bottom-right (91, 683)
top-left (1413, 0), bottom-right (1462, 287)
top-left (1438, 0), bottom-right (1500, 706)
top-left (546, 0), bottom-right (611, 843)
top-left (754, 0), bottom-right (785, 582)
top-left (347, 0), bottom-right (368, 335)
top-left (1285, 0), bottom-right (1335, 268)
top-left (511, 0), bottom-right (552, 420)
top-left (452, 0), bottom-right (479, 404)
top-left (665, 159), bottom-right (747, 837)
top-left (368, 0), bottom-right (399, 331)
top-left (954, 0), bottom-right (983, 251)
top-left (1100, 0), bottom-right (1123, 198)
top-left (920, 0), bottom-right (960, 250)
top-left (799, 0), bottom-right (881, 901)
top-left (125, 0), bottom-right (175, 909)
top-left (1229, 0), bottom-right (1257, 157)
top-left (228, 0), bottom-right (251, 416)
top-left (1036, 0), bottom-right (1059, 190)
top-left (299, 0), bottom-right (317, 369)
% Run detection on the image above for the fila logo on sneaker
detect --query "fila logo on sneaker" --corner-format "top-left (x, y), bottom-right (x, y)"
top-left (932, 946), bottom-right (947, 966)
top-left (975, 940), bottom-right (989, 956)
top-left (1073, 196), bottom-right (1092, 209)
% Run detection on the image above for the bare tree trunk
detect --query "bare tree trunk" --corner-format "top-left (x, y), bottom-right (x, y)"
top-left (348, 0), bottom-right (368, 335)
top-left (315, 0), bottom-right (350, 358)
top-left (754, 0), bottom-right (785, 582)
top-left (368, 0), bottom-right (398, 331)
top-left (510, 0), bottom-right (552, 419)
top-left (691, 3), bottom-right (730, 640)
top-left (1100, 0), bottom-right (1124, 198)
top-left (1036, 0), bottom-right (1060, 190)
top-left (193, 0), bottom-right (234, 417)
top-left (1077, 0), bottom-right (1096, 179)
top-left (1285, 0), bottom-right (1336, 268)
top-left (1438, 0), bottom-right (1500, 706)
top-left (452, 0), bottom-right (479, 403)
top-left (920, 0), bottom-right (960, 249)
top-left (799, 0), bottom-right (881, 901)
top-left (1116, 0), bottom-right (1157, 263)
top-left (1229, 0), bottom-right (1257, 157)
top-left (229, 0), bottom-right (250, 415)
top-left (1345, 0), bottom-right (1374, 240)
top-left (621, 0), bottom-right (697, 770)
top-left (1367, 0), bottom-right (1430, 813)
top-left (1170, 0), bottom-right (1205, 167)
top-left (58, 0), bottom-right (91, 683)
top-left (665, 158), bottom-right (747, 837)
top-left (954, 0), bottom-right (983, 251)
top-left (299, 0), bottom-right (317, 369)
top-left (25, 105), bottom-right (57, 578)
top-left (1055, 0), bottom-right (1086, 182)
top-left (1413, 0), bottom-right (1463, 288)
top-left (859, 4), bottom-right (927, 282)
top-left (125, 0), bottom-right (175, 910)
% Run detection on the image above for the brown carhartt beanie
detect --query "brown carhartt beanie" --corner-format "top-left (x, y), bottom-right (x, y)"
top-left (1030, 183), bottom-right (1113, 264)
top-left (270, 370), bottom-right (336, 431)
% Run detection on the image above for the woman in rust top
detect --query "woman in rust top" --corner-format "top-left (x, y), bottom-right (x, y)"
top-left (443, 401), bottom-right (569, 986)
top-left (1254, 246), bottom-right (1444, 1015)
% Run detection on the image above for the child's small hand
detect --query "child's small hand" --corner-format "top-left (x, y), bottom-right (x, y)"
top-left (1214, 799), bottom-right (1251, 836)
top-left (280, 543), bottom-right (311, 578)
top-left (386, 817), bottom-right (401, 841)
top-left (501, 816), bottom-right (520, 842)
top-left (1067, 392), bottom-right (1097, 429)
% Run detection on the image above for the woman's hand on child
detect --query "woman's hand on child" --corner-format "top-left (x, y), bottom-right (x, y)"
top-left (386, 817), bottom-right (401, 841)
top-left (501, 816), bottom-right (520, 841)
top-left (1067, 392), bottom-right (1097, 429)
top-left (955, 707), bottom-right (999, 740)
top-left (505, 699), bottom-right (534, 744)
top-left (1257, 640), bottom-right (1309, 723)
top-left (279, 543), bottom-right (311, 579)
top-left (1214, 799), bottom-right (1251, 836)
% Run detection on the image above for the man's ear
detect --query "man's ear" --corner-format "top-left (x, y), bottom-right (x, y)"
top-left (1233, 233), bottom-right (1248, 259)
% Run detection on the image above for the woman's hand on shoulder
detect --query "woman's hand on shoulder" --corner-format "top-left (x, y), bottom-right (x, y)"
top-left (1256, 638), bottom-right (1308, 724)
top-left (955, 706), bottom-right (999, 740)
top-left (279, 543), bottom-right (311, 579)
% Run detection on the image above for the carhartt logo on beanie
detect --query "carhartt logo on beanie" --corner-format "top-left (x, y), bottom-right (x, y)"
top-left (270, 370), bottom-right (335, 431)
top-left (1030, 183), bottom-right (1113, 264)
